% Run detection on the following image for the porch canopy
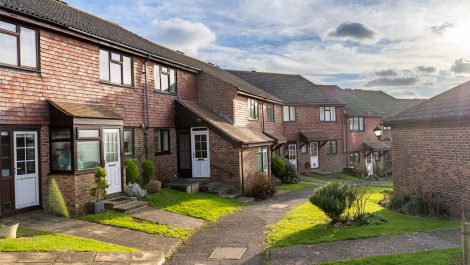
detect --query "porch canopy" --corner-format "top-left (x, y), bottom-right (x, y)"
top-left (364, 140), bottom-right (392, 151)
top-left (49, 100), bottom-right (123, 126)
top-left (264, 131), bottom-right (287, 144)
top-left (176, 100), bottom-right (273, 147)
top-left (299, 130), bottom-right (329, 142)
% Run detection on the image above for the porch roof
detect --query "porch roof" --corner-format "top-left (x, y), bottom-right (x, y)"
top-left (49, 100), bottom-right (123, 120)
top-left (176, 100), bottom-right (274, 146)
top-left (264, 131), bottom-right (287, 144)
top-left (299, 130), bottom-right (329, 142)
top-left (364, 140), bottom-right (392, 151)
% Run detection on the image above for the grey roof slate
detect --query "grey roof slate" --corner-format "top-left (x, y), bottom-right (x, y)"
top-left (387, 80), bottom-right (470, 124)
top-left (0, 0), bottom-right (282, 102)
top-left (227, 70), bottom-right (343, 105)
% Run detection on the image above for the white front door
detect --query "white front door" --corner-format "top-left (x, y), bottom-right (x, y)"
top-left (191, 128), bottom-right (210, 178)
top-left (13, 131), bottom-right (39, 209)
top-left (288, 144), bottom-right (297, 168)
top-left (365, 153), bottom-right (374, 176)
top-left (310, 142), bottom-right (319, 169)
top-left (103, 129), bottom-right (121, 194)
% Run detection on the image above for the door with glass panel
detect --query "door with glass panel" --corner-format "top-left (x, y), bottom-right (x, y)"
top-left (191, 128), bottom-right (210, 178)
top-left (288, 144), bottom-right (297, 168)
top-left (310, 142), bottom-right (319, 169)
top-left (103, 129), bottom-right (121, 194)
top-left (13, 131), bottom-right (39, 209)
top-left (1, 131), bottom-right (14, 215)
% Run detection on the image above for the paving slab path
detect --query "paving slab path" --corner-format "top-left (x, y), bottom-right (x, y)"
top-left (166, 187), bottom-right (315, 265)
top-left (269, 229), bottom-right (460, 265)
top-left (127, 206), bottom-right (205, 229)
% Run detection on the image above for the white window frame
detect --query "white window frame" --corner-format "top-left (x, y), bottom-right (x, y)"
top-left (154, 64), bottom-right (176, 93)
top-left (283, 106), bottom-right (296, 122)
top-left (320, 106), bottom-right (336, 122)
top-left (257, 147), bottom-right (268, 173)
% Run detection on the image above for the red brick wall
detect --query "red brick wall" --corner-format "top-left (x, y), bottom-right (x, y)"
top-left (209, 130), bottom-right (242, 189)
top-left (392, 123), bottom-right (470, 216)
top-left (147, 128), bottom-right (178, 181)
top-left (197, 73), bottom-right (237, 122)
top-left (242, 145), bottom-right (271, 191)
top-left (296, 140), bottom-right (348, 174)
top-left (346, 117), bottom-right (381, 152)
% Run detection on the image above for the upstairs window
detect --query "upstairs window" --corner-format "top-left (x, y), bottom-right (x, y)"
top-left (248, 99), bottom-right (259, 120)
top-left (283, 106), bottom-right (296, 122)
top-left (320, 106), bottom-right (336, 122)
top-left (349, 117), bottom-right (364, 131)
top-left (155, 64), bottom-right (176, 93)
top-left (266, 103), bottom-right (275, 122)
top-left (100, 49), bottom-right (133, 86)
top-left (0, 19), bottom-right (38, 69)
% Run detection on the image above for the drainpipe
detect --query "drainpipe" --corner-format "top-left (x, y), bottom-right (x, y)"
top-left (241, 146), bottom-right (245, 193)
top-left (143, 54), bottom-right (151, 158)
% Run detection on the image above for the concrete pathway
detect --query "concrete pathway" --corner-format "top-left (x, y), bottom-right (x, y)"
top-left (269, 229), bottom-right (460, 265)
top-left (128, 206), bottom-right (205, 229)
top-left (0, 251), bottom-right (164, 264)
top-left (3, 213), bottom-right (180, 255)
top-left (166, 187), bottom-right (315, 265)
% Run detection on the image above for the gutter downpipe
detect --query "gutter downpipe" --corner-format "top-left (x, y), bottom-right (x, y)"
top-left (143, 54), bottom-right (151, 158)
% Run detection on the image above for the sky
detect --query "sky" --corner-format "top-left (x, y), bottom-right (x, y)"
top-left (66, 0), bottom-right (470, 99)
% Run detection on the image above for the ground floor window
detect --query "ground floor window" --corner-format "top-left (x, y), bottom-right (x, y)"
top-left (123, 129), bottom-right (134, 156)
top-left (300, 143), bottom-right (307, 153)
top-left (77, 140), bottom-right (100, 170)
top-left (326, 140), bottom-right (337, 154)
top-left (50, 128), bottom-right (72, 171)
top-left (155, 129), bottom-right (170, 154)
top-left (288, 144), bottom-right (297, 167)
top-left (349, 151), bottom-right (360, 166)
top-left (257, 147), bottom-right (268, 173)
top-left (374, 151), bottom-right (381, 162)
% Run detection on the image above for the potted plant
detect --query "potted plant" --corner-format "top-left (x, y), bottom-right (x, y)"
top-left (88, 167), bottom-right (109, 214)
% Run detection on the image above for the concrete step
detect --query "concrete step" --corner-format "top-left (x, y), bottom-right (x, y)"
top-left (104, 195), bottom-right (137, 209)
top-left (113, 200), bottom-right (148, 213)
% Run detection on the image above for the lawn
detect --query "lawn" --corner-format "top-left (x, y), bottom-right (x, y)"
top-left (305, 172), bottom-right (364, 183)
top-left (0, 228), bottom-right (137, 252)
top-left (78, 212), bottom-right (192, 239)
top-left (266, 189), bottom-right (459, 248)
top-left (277, 183), bottom-right (314, 191)
top-left (146, 188), bottom-right (242, 221)
top-left (318, 248), bottom-right (461, 265)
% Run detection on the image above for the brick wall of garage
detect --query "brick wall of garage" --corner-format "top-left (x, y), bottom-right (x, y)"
top-left (392, 123), bottom-right (470, 216)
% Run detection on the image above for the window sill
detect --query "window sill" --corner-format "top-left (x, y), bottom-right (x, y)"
top-left (349, 130), bottom-right (365, 133)
top-left (248, 118), bottom-right (259, 121)
top-left (0, 64), bottom-right (40, 74)
top-left (154, 90), bottom-right (177, 96)
top-left (100, 80), bottom-right (134, 89)
top-left (283, 121), bottom-right (297, 123)
top-left (320, 121), bottom-right (337, 123)
top-left (155, 152), bottom-right (171, 156)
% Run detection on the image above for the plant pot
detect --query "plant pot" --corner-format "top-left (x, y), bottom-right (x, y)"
top-left (0, 223), bottom-right (19, 239)
top-left (88, 200), bottom-right (105, 214)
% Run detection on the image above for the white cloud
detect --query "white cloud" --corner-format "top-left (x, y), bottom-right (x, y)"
top-left (149, 18), bottom-right (216, 56)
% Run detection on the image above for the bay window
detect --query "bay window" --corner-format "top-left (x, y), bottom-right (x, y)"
top-left (99, 49), bottom-right (133, 86)
top-left (320, 106), bottom-right (336, 122)
top-left (50, 129), bottom-right (72, 171)
top-left (0, 19), bottom-right (38, 69)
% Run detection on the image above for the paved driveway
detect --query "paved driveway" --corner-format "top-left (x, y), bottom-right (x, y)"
top-left (167, 188), bottom-right (314, 265)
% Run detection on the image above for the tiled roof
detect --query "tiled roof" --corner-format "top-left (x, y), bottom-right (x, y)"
top-left (227, 70), bottom-right (343, 105)
top-left (0, 0), bottom-right (282, 102)
top-left (177, 100), bottom-right (274, 145)
top-left (321, 86), bottom-right (383, 116)
top-left (299, 131), bottom-right (330, 141)
top-left (387, 80), bottom-right (470, 124)
top-left (348, 89), bottom-right (424, 117)
top-left (264, 131), bottom-right (287, 144)
top-left (364, 140), bottom-right (392, 151)
top-left (49, 100), bottom-right (122, 120)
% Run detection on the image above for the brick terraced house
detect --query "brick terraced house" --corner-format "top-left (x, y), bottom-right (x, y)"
top-left (228, 71), bottom-right (347, 174)
top-left (386, 80), bottom-right (470, 216)
top-left (0, 0), bottom-right (288, 215)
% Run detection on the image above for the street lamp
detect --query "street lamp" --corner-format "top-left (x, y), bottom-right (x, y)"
top-left (373, 125), bottom-right (383, 141)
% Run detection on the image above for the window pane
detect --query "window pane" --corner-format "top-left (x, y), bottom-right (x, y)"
top-left (51, 141), bottom-right (71, 171)
top-left (290, 107), bottom-right (296, 121)
top-left (78, 129), bottom-right (99, 138)
top-left (331, 107), bottom-right (336, 121)
top-left (257, 148), bottom-right (263, 172)
top-left (162, 130), bottom-right (169, 151)
top-left (110, 62), bottom-right (122, 84)
top-left (111, 52), bottom-right (120, 61)
top-left (320, 107), bottom-right (324, 121)
top-left (169, 69), bottom-right (176, 92)
top-left (0, 33), bottom-right (18, 65)
top-left (263, 148), bottom-right (268, 172)
top-left (0, 20), bottom-right (16, 32)
top-left (99, 50), bottom-right (109, 80)
top-left (1, 131), bottom-right (11, 177)
top-left (77, 141), bottom-right (100, 170)
top-left (124, 130), bottom-right (133, 155)
top-left (154, 65), bottom-right (161, 91)
top-left (154, 130), bottom-right (161, 153)
top-left (283, 106), bottom-right (289, 121)
top-left (359, 118), bottom-right (364, 131)
top-left (161, 68), bottom-right (169, 92)
top-left (332, 141), bottom-right (337, 154)
top-left (123, 56), bottom-right (132, 85)
top-left (20, 27), bottom-right (37, 67)
top-left (51, 129), bottom-right (70, 141)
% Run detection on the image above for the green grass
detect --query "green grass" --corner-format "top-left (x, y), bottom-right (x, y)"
top-left (277, 183), bottom-right (314, 191)
top-left (146, 188), bottom-right (242, 221)
top-left (78, 212), bottom-right (192, 239)
top-left (266, 189), bottom-right (459, 248)
top-left (318, 248), bottom-right (461, 265)
top-left (370, 182), bottom-right (394, 189)
top-left (0, 228), bottom-right (137, 252)
top-left (305, 172), bottom-right (364, 183)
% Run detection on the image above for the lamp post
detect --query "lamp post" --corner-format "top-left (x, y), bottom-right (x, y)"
top-left (373, 125), bottom-right (383, 141)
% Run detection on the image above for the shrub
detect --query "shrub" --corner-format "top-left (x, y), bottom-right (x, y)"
top-left (124, 159), bottom-right (139, 184)
top-left (276, 156), bottom-right (300, 184)
top-left (309, 182), bottom-right (352, 224)
top-left (387, 189), bottom-right (449, 218)
top-left (349, 185), bottom-right (372, 219)
top-left (155, 166), bottom-right (172, 187)
top-left (245, 172), bottom-right (276, 199)
top-left (355, 213), bottom-right (387, 226)
top-left (90, 167), bottom-right (109, 201)
top-left (271, 155), bottom-right (286, 178)
top-left (351, 161), bottom-right (366, 178)
top-left (141, 159), bottom-right (155, 185)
